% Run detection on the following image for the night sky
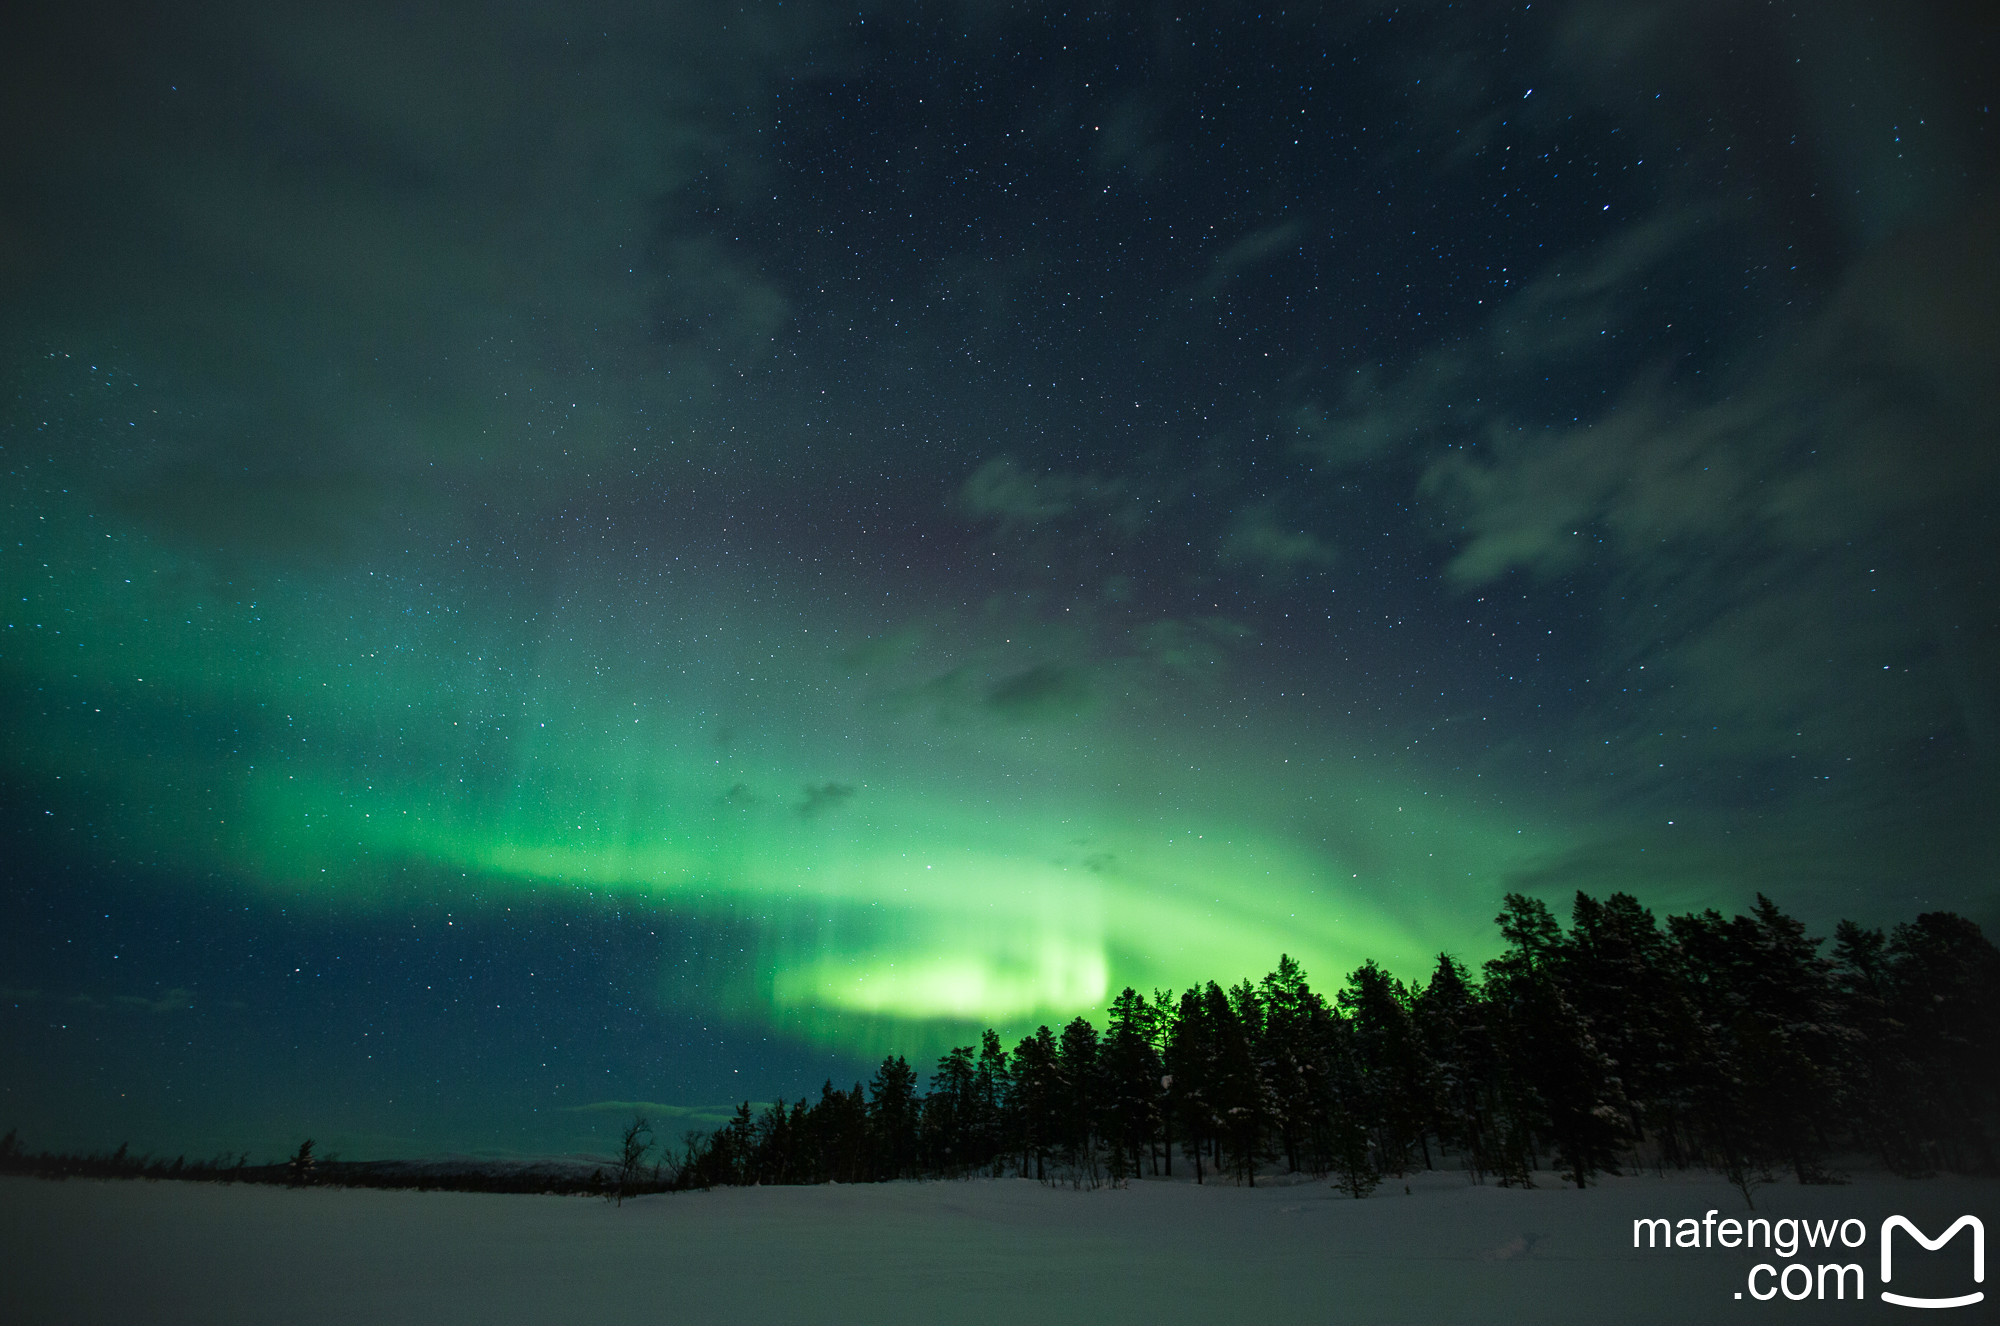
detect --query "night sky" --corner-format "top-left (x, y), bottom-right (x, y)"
top-left (4, 0), bottom-right (1995, 1162)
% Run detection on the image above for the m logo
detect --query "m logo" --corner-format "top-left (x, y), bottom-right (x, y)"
top-left (1880, 1216), bottom-right (1984, 1309)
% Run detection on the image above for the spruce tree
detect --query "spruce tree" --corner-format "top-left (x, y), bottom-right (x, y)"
top-left (286, 1138), bottom-right (316, 1187)
top-left (1163, 988), bottom-right (1215, 1183)
top-left (1339, 960), bottom-right (1432, 1174)
top-left (868, 1056), bottom-right (921, 1180)
top-left (1486, 895), bottom-right (1625, 1187)
top-left (1830, 920), bottom-right (1910, 1168)
top-left (1215, 980), bottom-right (1270, 1184)
top-left (651, 889), bottom-right (1997, 1196)
top-left (1564, 892), bottom-right (1679, 1144)
top-left (1151, 988), bottom-right (1181, 1176)
top-left (1884, 912), bottom-right (2000, 1172)
top-left (1056, 1016), bottom-right (1102, 1181)
top-left (973, 1029), bottom-right (1013, 1176)
top-left (1099, 987), bottom-right (1162, 1181)
top-left (925, 1045), bottom-right (978, 1176)
top-left (1011, 1026), bottom-right (1061, 1181)
top-left (1413, 953), bottom-right (1497, 1182)
top-left (1258, 956), bottom-right (1330, 1175)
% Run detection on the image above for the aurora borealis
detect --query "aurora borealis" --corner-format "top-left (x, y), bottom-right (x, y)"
top-left (4, 0), bottom-right (1996, 1160)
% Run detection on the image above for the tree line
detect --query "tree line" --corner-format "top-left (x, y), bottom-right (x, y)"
top-left (0, 1129), bottom-right (636, 1196)
top-left (6, 890), bottom-right (1991, 1203)
top-left (661, 891), bottom-right (1999, 1198)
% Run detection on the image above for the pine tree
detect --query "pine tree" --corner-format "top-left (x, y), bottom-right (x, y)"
top-left (1564, 892), bottom-right (1681, 1146)
top-left (925, 1045), bottom-right (978, 1176)
top-left (1099, 987), bottom-right (1163, 1181)
top-left (1666, 908), bottom-right (1760, 1188)
top-left (1010, 1026), bottom-right (1061, 1181)
top-left (717, 1102), bottom-right (755, 1185)
top-left (1884, 912), bottom-right (2000, 1172)
top-left (1753, 896), bottom-right (1846, 1181)
top-left (1163, 988), bottom-right (1215, 1183)
top-left (1485, 894), bottom-right (1625, 1188)
top-left (973, 1029), bottom-right (1013, 1176)
top-left (1151, 988), bottom-right (1181, 1176)
top-left (1260, 955), bottom-right (1332, 1176)
top-left (1322, 1012), bottom-right (1379, 1198)
top-left (1056, 1016), bottom-right (1102, 1181)
top-left (639, 891), bottom-right (1998, 1197)
top-left (868, 1056), bottom-right (921, 1180)
top-left (810, 1079), bottom-right (870, 1183)
top-left (1413, 953), bottom-right (1497, 1182)
top-left (1214, 980), bottom-right (1269, 1184)
top-left (286, 1138), bottom-right (317, 1187)
top-left (1829, 920), bottom-right (1902, 1161)
top-left (1340, 960), bottom-right (1436, 1173)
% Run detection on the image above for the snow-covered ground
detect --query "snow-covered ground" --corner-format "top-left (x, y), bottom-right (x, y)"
top-left (3, 1169), bottom-right (1992, 1324)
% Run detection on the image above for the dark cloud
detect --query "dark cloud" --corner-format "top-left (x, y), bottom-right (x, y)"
top-left (1, 1), bottom-right (835, 556)
top-left (1417, 203), bottom-right (2000, 905)
top-left (113, 462), bottom-right (405, 561)
top-left (795, 782), bottom-right (856, 819)
top-left (984, 663), bottom-right (1093, 722)
top-left (837, 628), bottom-right (926, 675)
top-left (1545, 0), bottom-right (1993, 257)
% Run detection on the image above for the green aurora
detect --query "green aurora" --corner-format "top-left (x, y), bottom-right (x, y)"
top-left (6, 478), bottom-right (1566, 1052)
top-left (2, 0), bottom-right (1994, 1157)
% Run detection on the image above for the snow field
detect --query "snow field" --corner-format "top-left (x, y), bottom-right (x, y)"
top-left (2, 1170), bottom-right (1992, 1324)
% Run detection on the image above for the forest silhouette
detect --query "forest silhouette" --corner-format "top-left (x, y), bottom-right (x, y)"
top-left (5, 890), bottom-right (1993, 1204)
top-left (661, 890), bottom-right (1998, 1201)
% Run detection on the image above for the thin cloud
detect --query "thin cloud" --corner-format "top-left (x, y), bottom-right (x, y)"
top-left (796, 782), bottom-right (857, 819)
top-left (984, 663), bottom-right (1093, 722)
top-left (1221, 504), bottom-right (1337, 573)
top-left (2, 1), bottom-right (831, 559)
top-left (961, 457), bottom-right (1126, 529)
top-left (1426, 204), bottom-right (2000, 768)
top-left (1189, 221), bottom-right (1304, 300)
